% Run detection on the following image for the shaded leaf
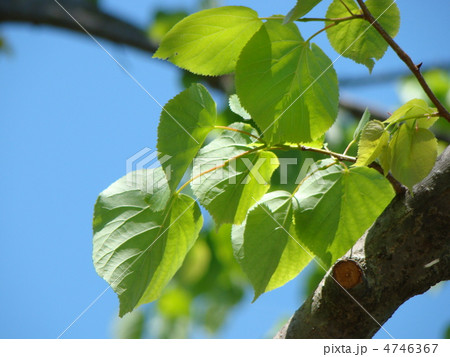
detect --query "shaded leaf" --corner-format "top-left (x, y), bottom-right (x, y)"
top-left (154, 6), bottom-right (263, 75)
top-left (294, 162), bottom-right (394, 266)
top-left (93, 168), bottom-right (203, 316)
top-left (389, 125), bottom-right (438, 190)
top-left (191, 123), bottom-right (279, 225)
top-left (157, 84), bottom-right (216, 191)
top-left (229, 94), bottom-right (251, 120)
top-left (232, 191), bottom-right (312, 300)
top-left (353, 107), bottom-right (371, 140)
top-left (236, 20), bottom-right (338, 143)
top-left (326, 0), bottom-right (400, 72)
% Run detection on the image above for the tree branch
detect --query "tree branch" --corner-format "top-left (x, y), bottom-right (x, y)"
top-left (0, 0), bottom-right (159, 53)
top-left (275, 146), bottom-right (450, 338)
top-left (355, 0), bottom-right (450, 122)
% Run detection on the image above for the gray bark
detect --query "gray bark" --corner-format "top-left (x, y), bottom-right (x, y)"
top-left (275, 146), bottom-right (450, 338)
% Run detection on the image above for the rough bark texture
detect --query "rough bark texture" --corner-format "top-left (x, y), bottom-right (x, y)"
top-left (275, 146), bottom-right (450, 339)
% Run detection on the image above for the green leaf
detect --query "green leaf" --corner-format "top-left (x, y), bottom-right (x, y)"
top-left (326, 0), bottom-right (400, 72)
top-left (236, 20), bottom-right (339, 144)
top-left (157, 84), bottom-right (216, 191)
top-left (232, 191), bottom-right (313, 300)
top-left (93, 168), bottom-right (203, 316)
top-left (389, 125), bottom-right (438, 190)
top-left (191, 123), bottom-right (279, 225)
top-left (378, 143), bottom-right (391, 175)
top-left (355, 120), bottom-right (389, 166)
top-left (353, 107), bottom-right (371, 140)
top-left (294, 162), bottom-right (394, 266)
top-left (229, 94), bottom-right (251, 120)
top-left (154, 6), bottom-right (263, 75)
top-left (385, 99), bottom-right (438, 128)
top-left (283, 0), bottom-right (323, 24)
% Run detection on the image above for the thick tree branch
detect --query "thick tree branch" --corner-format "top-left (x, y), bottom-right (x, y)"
top-left (0, 0), bottom-right (234, 92)
top-left (355, 0), bottom-right (450, 122)
top-left (275, 146), bottom-right (450, 339)
top-left (0, 0), bottom-right (158, 53)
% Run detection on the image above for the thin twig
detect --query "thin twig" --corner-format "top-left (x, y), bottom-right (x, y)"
top-left (355, 0), bottom-right (450, 123)
top-left (214, 126), bottom-right (264, 143)
top-left (176, 146), bottom-right (263, 193)
top-left (339, 0), bottom-right (355, 16)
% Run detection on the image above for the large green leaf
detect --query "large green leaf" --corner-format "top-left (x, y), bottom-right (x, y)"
top-left (236, 20), bottom-right (339, 144)
top-left (232, 191), bottom-right (312, 300)
top-left (157, 84), bottom-right (216, 191)
top-left (355, 120), bottom-right (389, 166)
top-left (154, 6), bottom-right (263, 75)
top-left (389, 125), bottom-right (438, 190)
top-left (385, 99), bottom-right (438, 128)
top-left (294, 161), bottom-right (394, 266)
top-left (284, 0), bottom-right (323, 24)
top-left (191, 123), bottom-right (279, 225)
top-left (93, 168), bottom-right (203, 316)
top-left (326, 0), bottom-right (400, 72)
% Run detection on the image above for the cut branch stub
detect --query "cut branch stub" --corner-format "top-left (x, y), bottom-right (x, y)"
top-left (332, 259), bottom-right (363, 289)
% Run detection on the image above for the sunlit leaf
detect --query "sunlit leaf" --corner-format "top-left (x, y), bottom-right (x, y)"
top-left (326, 0), bottom-right (400, 72)
top-left (154, 6), bottom-right (263, 75)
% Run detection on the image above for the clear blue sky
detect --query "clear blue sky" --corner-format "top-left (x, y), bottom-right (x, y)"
top-left (0, 0), bottom-right (449, 339)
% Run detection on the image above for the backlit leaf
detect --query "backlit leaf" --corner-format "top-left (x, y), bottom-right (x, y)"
top-left (355, 120), bottom-right (389, 166)
top-left (232, 191), bottom-right (312, 299)
top-left (236, 20), bottom-right (339, 144)
top-left (389, 125), bottom-right (438, 190)
top-left (294, 162), bottom-right (394, 266)
top-left (326, 0), bottom-right (400, 72)
top-left (157, 84), bottom-right (216, 191)
top-left (93, 168), bottom-right (203, 316)
top-left (385, 99), bottom-right (438, 128)
top-left (283, 0), bottom-right (323, 24)
top-left (353, 107), bottom-right (371, 140)
top-left (191, 123), bottom-right (279, 225)
top-left (154, 6), bottom-right (263, 75)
